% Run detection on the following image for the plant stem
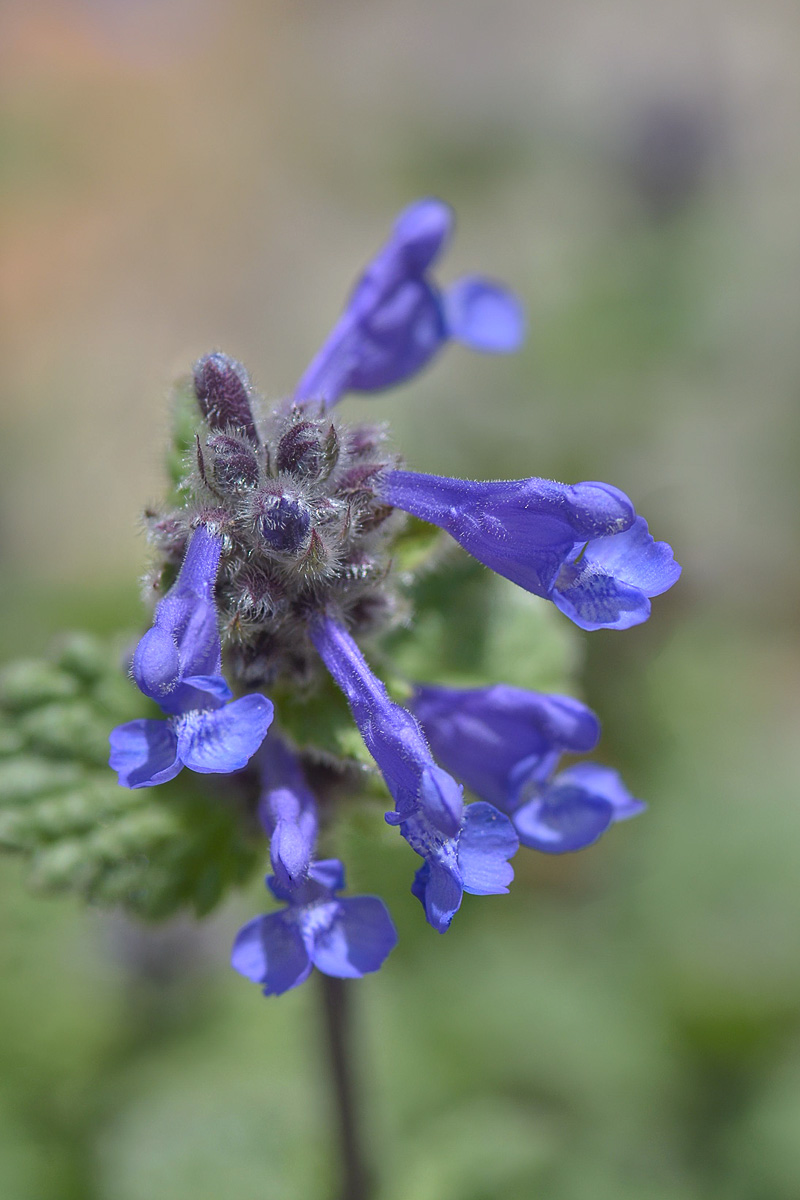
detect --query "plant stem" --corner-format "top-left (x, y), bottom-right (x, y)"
top-left (318, 974), bottom-right (373, 1200)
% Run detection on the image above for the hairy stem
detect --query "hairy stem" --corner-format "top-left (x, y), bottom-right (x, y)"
top-left (318, 974), bottom-right (373, 1200)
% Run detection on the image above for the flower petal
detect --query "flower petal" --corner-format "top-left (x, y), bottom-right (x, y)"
top-left (308, 858), bottom-right (346, 892)
top-left (458, 801), bottom-right (518, 895)
top-left (411, 859), bottom-right (463, 933)
top-left (552, 570), bottom-right (652, 631)
top-left (419, 765), bottom-right (464, 837)
top-left (108, 719), bottom-right (181, 789)
top-left (444, 276), bottom-right (526, 352)
top-left (553, 516), bottom-right (680, 631)
top-left (311, 896), bottom-right (398, 978)
top-left (513, 783), bottom-right (614, 853)
top-left (580, 516), bottom-right (681, 596)
top-left (413, 683), bottom-right (600, 809)
top-left (176, 694), bottom-right (274, 774)
top-left (231, 913), bottom-right (312, 996)
top-left (346, 280), bottom-right (447, 392)
top-left (555, 762), bottom-right (646, 821)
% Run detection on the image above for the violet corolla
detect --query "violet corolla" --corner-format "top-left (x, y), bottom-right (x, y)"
top-left (294, 197), bottom-right (525, 409)
top-left (413, 683), bottom-right (645, 852)
top-left (382, 472), bottom-right (680, 631)
top-left (232, 741), bottom-right (397, 995)
top-left (109, 524), bottom-right (273, 788)
top-left (310, 615), bottom-right (518, 932)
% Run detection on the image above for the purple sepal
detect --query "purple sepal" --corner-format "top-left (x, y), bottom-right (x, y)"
top-left (193, 352), bottom-right (258, 442)
top-left (293, 198), bottom-right (525, 409)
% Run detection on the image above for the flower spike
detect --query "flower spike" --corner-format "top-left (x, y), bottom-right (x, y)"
top-left (381, 469), bottom-right (680, 630)
top-left (294, 198), bottom-right (525, 410)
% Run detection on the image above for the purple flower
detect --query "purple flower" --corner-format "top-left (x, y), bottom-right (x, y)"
top-left (293, 198), bottom-right (525, 410)
top-left (511, 760), bottom-right (645, 853)
top-left (309, 614), bottom-right (518, 932)
top-left (233, 743), bottom-right (396, 995)
top-left (413, 683), bottom-right (645, 853)
top-left (256, 736), bottom-right (318, 888)
top-left (381, 470), bottom-right (680, 630)
top-left (411, 684), bottom-right (600, 809)
top-left (232, 858), bottom-right (398, 996)
top-left (109, 525), bottom-right (274, 788)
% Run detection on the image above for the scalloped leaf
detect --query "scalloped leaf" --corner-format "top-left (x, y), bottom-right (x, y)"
top-left (0, 634), bottom-right (263, 920)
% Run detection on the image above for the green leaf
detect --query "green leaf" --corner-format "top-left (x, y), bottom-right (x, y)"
top-left (0, 661), bottom-right (78, 712)
top-left (0, 633), bottom-right (263, 920)
top-left (272, 673), bottom-right (376, 772)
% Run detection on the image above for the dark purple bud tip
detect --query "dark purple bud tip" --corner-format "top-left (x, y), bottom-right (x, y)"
top-left (258, 493), bottom-right (311, 552)
top-left (276, 420), bottom-right (322, 476)
top-left (207, 434), bottom-right (260, 491)
top-left (193, 352), bottom-right (258, 441)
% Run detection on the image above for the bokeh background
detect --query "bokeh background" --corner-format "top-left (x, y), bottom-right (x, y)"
top-left (2, 1), bottom-right (800, 1197)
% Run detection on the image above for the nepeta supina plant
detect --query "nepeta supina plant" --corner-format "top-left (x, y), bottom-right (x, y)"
top-left (102, 197), bottom-right (680, 996)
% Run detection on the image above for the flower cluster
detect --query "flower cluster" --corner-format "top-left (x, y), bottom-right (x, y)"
top-left (110, 198), bottom-right (679, 994)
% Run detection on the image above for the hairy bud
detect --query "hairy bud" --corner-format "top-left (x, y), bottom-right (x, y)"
top-left (258, 493), bottom-right (312, 553)
top-left (193, 353), bottom-right (258, 441)
top-left (207, 434), bottom-right (260, 492)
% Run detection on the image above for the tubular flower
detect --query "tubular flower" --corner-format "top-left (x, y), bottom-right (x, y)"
top-left (413, 683), bottom-right (644, 853)
top-left (310, 614), bottom-right (518, 932)
top-left (232, 743), bottom-right (397, 996)
top-left (381, 470), bottom-right (680, 630)
top-left (294, 197), bottom-right (525, 409)
top-left (109, 525), bottom-right (274, 788)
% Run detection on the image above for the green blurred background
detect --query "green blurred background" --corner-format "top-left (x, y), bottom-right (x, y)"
top-left (2, 1), bottom-right (800, 1197)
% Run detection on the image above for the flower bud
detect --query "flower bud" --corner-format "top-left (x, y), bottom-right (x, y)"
top-left (258, 493), bottom-right (311, 553)
top-left (193, 353), bottom-right (258, 441)
top-left (207, 434), bottom-right (260, 492)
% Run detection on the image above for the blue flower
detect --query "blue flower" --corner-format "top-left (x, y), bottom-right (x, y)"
top-left (381, 470), bottom-right (680, 630)
top-left (411, 683), bottom-right (601, 809)
top-left (232, 860), bottom-right (398, 996)
top-left (511, 760), bottom-right (645, 853)
top-left (109, 525), bottom-right (274, 788)
top-left (256, 736), bottom-right (318, 888)
top-left (293, 198), bottom-right (525, 410)
top-left (232, 743), bottom-right (397, 995)
top-left (413, 683), bottom-right (645, 853)
top-left (309, 613), bottom-right (518, 932)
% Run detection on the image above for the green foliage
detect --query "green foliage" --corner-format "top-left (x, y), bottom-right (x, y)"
top-left (0, 634), bottom-right (261, 920)
top-left (165, 375), bottom-right (201, 496)
top-left (386, 549), bottom-right (580, 695)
